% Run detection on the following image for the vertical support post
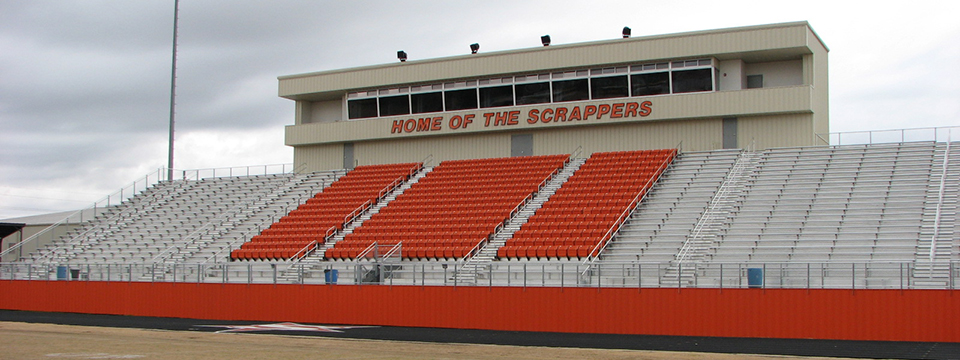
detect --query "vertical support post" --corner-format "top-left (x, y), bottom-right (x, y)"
top-left (762, 263), bottom-right (766, 290)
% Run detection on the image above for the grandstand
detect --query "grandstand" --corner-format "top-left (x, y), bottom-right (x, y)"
top-left (2, 141), bottom-right (956, 290)
top-left (1, 21), bottom-right (958, 344)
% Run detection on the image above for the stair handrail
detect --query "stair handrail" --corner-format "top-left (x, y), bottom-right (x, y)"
top-left (420, 154), bottom-right (435, 167)
top-left (382, 242), bottom-right (403, 261)
top-left (571, 145), bottom-right (584, 159)
top-left (489, 156), bottom-right (570, 244)
top-left (674, 149), bottom-right (754, 266)
top-left (460, 237), bottom-right (487, 262)
top-left (580, 149), bottom-right (678, 274)
top-left (355, 242), bottom-right (381, 261)
top-left (927, 139), bottom-right (952, 263)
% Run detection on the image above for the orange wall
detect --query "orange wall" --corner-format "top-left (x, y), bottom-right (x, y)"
top-left (1, 280), bottom-right (958, 342)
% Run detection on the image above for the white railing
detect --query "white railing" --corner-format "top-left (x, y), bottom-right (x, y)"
top-left (172, 163), bottom-right (296, 180)
top-left (3, 260), bottom-right (956, 290)
top-left (928, 140), bottom-right (952, 262)
top-left (821, 126), bottom-right (958, 146)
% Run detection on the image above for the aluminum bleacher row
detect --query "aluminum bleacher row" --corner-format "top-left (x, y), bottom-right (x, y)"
top-left (326, 154), bottom-right (569, 260)
top-left (230, 163), bottom-right (422, 261)
top-left (26, 172), bottom-right (344, 265)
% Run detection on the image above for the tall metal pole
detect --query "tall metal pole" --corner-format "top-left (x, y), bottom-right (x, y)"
top-left (167, 0), bottom-right (180, 181)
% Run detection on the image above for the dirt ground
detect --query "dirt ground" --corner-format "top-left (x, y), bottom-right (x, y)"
top-left (0, 321), bottom-right (864, 360)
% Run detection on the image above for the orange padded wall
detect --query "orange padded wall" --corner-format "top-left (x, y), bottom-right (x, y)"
top-left (0, 281), bottom-right (957, 342)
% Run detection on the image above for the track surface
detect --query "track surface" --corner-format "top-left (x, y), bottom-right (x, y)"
top-left (1, 310), bottom-right (957, 359)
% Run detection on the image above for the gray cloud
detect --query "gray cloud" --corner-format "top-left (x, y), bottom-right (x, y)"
top-left (2, 0), bottom-right (959, 219)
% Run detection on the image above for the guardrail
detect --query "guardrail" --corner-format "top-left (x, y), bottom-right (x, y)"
top-left (819, 126), bottom-right (958, 146)
top-left (3, 260), bottom-right (956, 290)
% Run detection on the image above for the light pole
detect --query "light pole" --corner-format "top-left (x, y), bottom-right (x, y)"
top-left (167, 0), bottom-right (180, 181)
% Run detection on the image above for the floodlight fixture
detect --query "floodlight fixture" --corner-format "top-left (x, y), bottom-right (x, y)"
top-left (470, 43), bottom-right (480, 54)
top-left (622, 26), bottom-right (631, 38)
top-left (397, 50), bottom-right (407, 62)
top-left (541, 35), bottom-right (551, 46)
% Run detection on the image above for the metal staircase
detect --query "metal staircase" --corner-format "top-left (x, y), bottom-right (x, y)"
top-left (914, 141), bottom-right (959, 287)
top-left (452, 158), bottom-right (587, 283)
top-left (661, 149), bottom-right (759, 286)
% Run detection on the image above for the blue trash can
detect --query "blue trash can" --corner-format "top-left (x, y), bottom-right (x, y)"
top-left (56, 266), bottom-right (68, 280)
top-left (747, 268), bottom-right (763, 288)
top-left (324, 269), bottom-right (339, 284)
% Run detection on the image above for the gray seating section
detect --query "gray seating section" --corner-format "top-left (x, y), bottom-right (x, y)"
top-left (24, 171), bottom-right (343, 266)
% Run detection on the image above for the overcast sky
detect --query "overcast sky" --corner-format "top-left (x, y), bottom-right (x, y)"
top-left (1, 0), bottom-right (959, 220)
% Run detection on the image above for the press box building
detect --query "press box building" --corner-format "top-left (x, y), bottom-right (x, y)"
top-left (279, 21), bottom-right (828, 171)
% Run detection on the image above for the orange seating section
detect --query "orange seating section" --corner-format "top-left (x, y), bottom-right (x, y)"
top-left (231, 162), bottom-right (422, 261)
top-left (325, 154), bottom-right (569, 260)
top-left (497, 149), bottom-right (677, 260)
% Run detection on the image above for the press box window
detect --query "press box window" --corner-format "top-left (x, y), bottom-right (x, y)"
top-left (671, 68), bottom-right (713, 94)
top-left (552, 79), bottom-right (589, 102)
top-left (444, 88), bottom-right (478, 111)
top-left (411, 92), bottom-right (443, 114)
top-left (347, 98), bottom-right (378, 119)
top-left (631, 72), bottom-right (670, 96)
top-left (479, 85), bottom-right (514, 108)
top-left (590, 75), bottom-right (628, 99)
top-left (378, 95), bottom-right (409, 116)
top-left (515, 82), bottom-right (551, 105)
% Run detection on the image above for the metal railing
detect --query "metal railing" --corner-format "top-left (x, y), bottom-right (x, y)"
top-left (3, 260), bottom-right (957, 290)
top-left (820, 126), bottom-right (957, 146)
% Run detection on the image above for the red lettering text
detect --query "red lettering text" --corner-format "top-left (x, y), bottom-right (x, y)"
top-left (624, 102), bottom-right (638, 118)
top-left (554, 107), bottom-right (567, 122)
top-left (527, 109), bottom-right (539, 124)
top-left (597, 104), bottom-right (611, 119)
top-left (639, 101), bottom-right (652, 116)
top-left (391, 119), bottom-right (404, 134)
top-left (507, 111), bottom-right (520, 125)
top-left (584, 105), bottom-right (597, 119)
top-left (541, 108), bottom-right (554, 123)
top-left (403, 119), bottom-right (417, 132)
top-left (611, 103), bottom-right (624, 118)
